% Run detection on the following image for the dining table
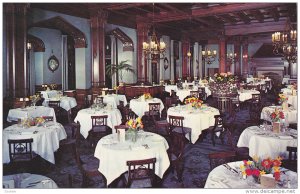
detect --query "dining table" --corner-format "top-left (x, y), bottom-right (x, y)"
top-left (238, 89), bottom-right (260, 102)
top-left (204, 161), bottom-right (297, 189)
top-left (281, 87), bottom-right (297, 109)
top-left (43, 96), bottom-right (77, 111)
top-left (3, 121), bottom-right (67, 164)
top-left (94, 131), bottom-right (170, 186)
top-left (40, 90), bottom-right (62, 99)
top-left (3, 173), bottom-right (58, 188)
top-left (237, 125), bottom-right (297, 159)
top-left (260, 105), bottom-right (297, 125)
top-left (7, 106), bottom-right (57, 122)
top-left (74, 106), bottom-right (122, 139)
top-left (167, 104), bottom-right (219, 143)
top-left (129, 97), bottom-right (164, 118)
top-left (94, 94), bottom-right (128, 109)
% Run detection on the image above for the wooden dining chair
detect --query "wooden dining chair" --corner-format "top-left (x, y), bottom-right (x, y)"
top-left (8, 138), bottom-right (38, 173)
top-left (168, 115), bottom-right (191, 143)
top-left (251, 93), bottom-right (261, 103)
top-left (48, 100), bottom-right (64, 123)
top-left (190, 91), bottom-right (199, 98)
top-left (209, 115), bottom-right (227, 146)
top-left (144, 102), bottom-right (161, 126)
top-left (216, 97), bottom-right (231, 114)
top-left (208, 151), bottom-right (237, 171)
top-left (198, 87), bottom-right (207, 101)
top-left (282, 146), bottom-right (297, 172)
top-left (43, 116), bottom-right (54, 122)
top-left (48, 100), bottom-right (61, 108)
top-left (121, 107), bottom-right (137, 124)
top-left (89, 115), bottom-right (112, 148)
top-left (114, 124), bottom-right (129, 133)
top-left (122, 158), bottom-right (157, 188)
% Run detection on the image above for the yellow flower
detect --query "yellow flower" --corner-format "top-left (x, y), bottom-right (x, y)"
top-left (127, 119), bottom-right (133, 126)
top-left (136, 117), bottom-right (142, 124)
top-left (240, 165), bottom-right (245, 171)
top-left (242, 171), bottom-right (247, 176)
top-left (273, 166), bottom-right (280, 172)
top-left (260, 170), bottom-right (266, 175)
top-left (276, 156), bottom-right (283, 161)
top-left (252, 155), bottom-right (259, 163)
top-left (246, 161), bottom-right (252, 165)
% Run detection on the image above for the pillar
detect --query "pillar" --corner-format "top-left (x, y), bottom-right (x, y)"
top-left (170, 40), bottom-right (175, 82)
top-left (290, 62), bottom-right (297, 79)
top-left (193, 42), bottom-right (199, 78)
top-left (90, 9), bottom-right (108, 87)
top-left (110, 35), bottom-right (117, 87)
top-left (181, 34), bottom-right (189, 79)
top-left (242, 39), bottom-right (249, 76)
top-left (234, 39), bottom-right (241, 76)
top-left (219, 37), bottom-right (226, 73)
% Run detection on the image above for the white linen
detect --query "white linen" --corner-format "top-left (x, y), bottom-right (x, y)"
top-left (94, 132), bottom-right (170, 185)
top-left (7, 106), bottom-right (57, 122)
top-left (205, 161), bottom-right (298, 188)
top-left (282, 77), bottom-right (290, 84)
top-left (44, 96), bottom-right (77, 111)
top-left (164, 85), bottom-right (178, 93)
top-left (3, 122), bottom-right (67, 164)
top-left (74, 107), bottom-right (122, 138)
top-left (94, 94), bottom-right (127, 109)
top-left (3, 173), bottom-right (58, 188)
top-left (40, 90), bottom-right (61, 99)
top-left (129, 98), bottom-right (164, 117)
top-left (238, 89), bottom-right (260, 102)
top-left (237, 126), bottom-right (297, 159)
top-left (167, 105), bottom-right (219, 143)
top-left (260, 106), bottom-right (297, 124)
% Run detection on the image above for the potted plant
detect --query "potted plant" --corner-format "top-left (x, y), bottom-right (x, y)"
top-left (105, 60), bottom-right (135, 86)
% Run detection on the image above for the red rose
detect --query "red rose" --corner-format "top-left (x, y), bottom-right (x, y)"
top-left (252, 169), bottom-right (260, 177)
top-left (272, 159), bottom-right (282, 167)
top-left (273, 172), bottom-right (280, 181)
top-left (261, 159), bottom-right (272, 169)
top-left (243, 160), bottom-right (248, 166)
top-left (245, 169), bottom-right (252, 176)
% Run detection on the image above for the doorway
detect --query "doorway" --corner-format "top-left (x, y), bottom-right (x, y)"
top-left (67, 36), bottom-right (76, 90)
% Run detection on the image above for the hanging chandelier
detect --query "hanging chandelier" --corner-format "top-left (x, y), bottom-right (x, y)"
top-left (142, 3), bottom-right (166, 62)
top-left (202, 49), bottom-right (217, 64)
top-left (272, 27), bottom-right (297, 64)
top-left (226, 52), bottom-right (238, 64)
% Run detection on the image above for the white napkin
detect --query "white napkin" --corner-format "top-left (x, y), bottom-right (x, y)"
top-left (278, 135), bottom-right (293, 140)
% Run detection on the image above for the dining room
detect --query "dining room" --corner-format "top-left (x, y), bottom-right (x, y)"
top-left (1, 1), bottom-right (298, 193)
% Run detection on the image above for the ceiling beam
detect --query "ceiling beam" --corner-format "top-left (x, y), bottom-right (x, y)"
top-left (270, 7), bottom-right (280, 22)
top-left (218, 14), bottom-right (237, 25)
top-left (100, 3), bottom-right (146, 10)
top-left (233, 12), bottom-right (251, 24)
top-left (251, 9), bottom-right (264, 22)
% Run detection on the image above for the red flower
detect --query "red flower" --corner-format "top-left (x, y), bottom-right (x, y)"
top-left (245, 169), bottom-right (252, 176)
top-left (272, 159), bottom-right (282, 167)
top-left (252, 169), bottom-right (260, 177)
top-left (243, 160), bottom-right (248, 166)
top-left (273, 172), bottom-right (280, 181)
top-left (261, 159), bottom-right (272, 169)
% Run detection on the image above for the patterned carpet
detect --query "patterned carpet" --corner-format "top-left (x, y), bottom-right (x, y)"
top-left (3, 92), bottom-right (282, 188)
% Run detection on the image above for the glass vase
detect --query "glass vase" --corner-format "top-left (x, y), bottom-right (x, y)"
top-left (272, 122), bottom-right (280, 133)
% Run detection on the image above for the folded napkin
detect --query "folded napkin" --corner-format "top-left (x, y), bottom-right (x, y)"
top-left (278, 135), bottom-right (294, 140)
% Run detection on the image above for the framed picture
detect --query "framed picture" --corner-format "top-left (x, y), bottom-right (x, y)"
top-left (48, 55), bottom-right (59, 72)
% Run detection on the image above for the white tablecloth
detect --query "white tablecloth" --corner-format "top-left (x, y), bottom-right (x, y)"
top-left (7, 106), bottom-right (57, 122)
top-left (3, 122), bottom-right (67, 164)
top-left (40, 90), bottom-right (61, 99)
top-left (281, 88), bottom-right (297, 109)
top-left (94, 94), bottom-right (127, 109)
top-left (129, 98), bottom-right (164, 117)
top-left (167, 105), bottom-right (219, 143)
top-left (237, 126), bottom-right (297, 159)
top-left (3, 173), bottom-right (58, 188)
top-left (260, 106), bottom-right (297, 125)
top-left (165, 85), bottom-right (211, 101)
top-left (282, 77), bottom-right (290, 84)
top-left (164, 85), bottom-right (178, 93)
top-left (74, 107), bottom-right (122, 139)
top-left (205, 161), bottom-right (297, 188)
top-left (94, 132), bottom-right (170, 185)
top-left (238, 89), bottom-right (260, 102)
top-left (44, 96), bottom-right (77, 111)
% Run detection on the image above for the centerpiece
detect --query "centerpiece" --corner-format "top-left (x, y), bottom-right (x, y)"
top-left (126, 117), bottom-right (144, 142)
top-left (208, 72), bottom-right (238, 97)
top-left (29, 94), bottom-right (41, 107)
top-left (184, 97), bottom-right (203, 109)
top-left (278, 94), bottom-right (288, 111)
top-left (240, 155), bottom-right (282, 184)
top-left (270, 108), bottom-right (285, 133)
top-left (140, 92), bottom-right (152, 101)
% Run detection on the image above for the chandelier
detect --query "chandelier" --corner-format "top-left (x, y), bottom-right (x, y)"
top-left (226, 52), bottom-right (238, 64)
top-left (272, 27), bottom-right (297, 64)
top-left (202, 49), bottom-right (217, 64)
top-left (142, 3), bottom-right (166, 62)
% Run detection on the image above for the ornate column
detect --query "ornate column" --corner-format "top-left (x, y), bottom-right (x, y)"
top-left (242, 38), bottom-right (249, 76)
top-left (136, 17), bottom-right (150, 83)
top-left (4, 3), bottom-right (29, 98)
top-left (170, 40), bottom-right (175, 82)
top-left (110, 35), bottom-right (117, 87)
top-left (290, 62), bottom-right (297, 79)
top-left (234, 38), bottom-right (241, 76)
top-left (193, 42), bottom-right (199, 78)
top-left (90, 9), bottom-right (108, 88)
top-left (181, 33), bottom-right (189, 79)
top-left (219, 36), bottom-right (226, 73)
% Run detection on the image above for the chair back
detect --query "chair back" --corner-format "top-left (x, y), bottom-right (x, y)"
top-left (48, 100), bottom-right (60, 108)
top-left (91, 115), bottom-right (108, 128)
top-left (287, 146), bottom-right (297, 162)
top-left (213, 115), bottom-right (225, 133)
top-left (148, 103), bottom-right (160, 117)
top-left (198, 87), bottom-right (207, 100)
top-left (126, 158), bottom-right (156, 187)
top-left (217, 97), bottom-right (231, 114)
top-left (8, 138), bottom-right (34, 162)
top-left (251, 93), bottom-right (261, 102)
top-left (208, 151), bottom-right (236, 170)
top-left (168, 115), bottom-right (184, 129)
top-left (123, 107), bottom-right (137, 122)
top-left (114, 124), bottom-right (129, 133)
top-left (169, 131), bottom-right (186, 160)
top-left (95, 96), bottom-right (104, 104)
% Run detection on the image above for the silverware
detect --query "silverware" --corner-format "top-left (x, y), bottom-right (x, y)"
top-left (223, 164), bottom-right (238, 174)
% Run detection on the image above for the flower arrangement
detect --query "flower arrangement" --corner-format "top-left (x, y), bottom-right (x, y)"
top-left (35, 117), bottom-right (45, 126)
top-left (278, 94), bottom-right (288, 104)
top-left (292, 83), bottom-right (297, 90)
top-left (143, 93), bottom-right (152, 100)
top-left (113, 86), bottom-right (119, 90)
top-left (213, 72), bottom-right (236, 84)
top-left (29, 95), bottom-right (41, 105)
top-left (126, 117), bottom-right (144, 132)
top-left (270, 108), bottom-right (285, 122)
top-left (184, 97), bottom-right (203, 109)
top-left (240, 156), bottom-right (282, 181)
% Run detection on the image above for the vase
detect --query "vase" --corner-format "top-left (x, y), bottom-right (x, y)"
top-left (126, 130), bottom-right (137, 142)
top-left (282, 101), bottom-right (288, 111)
top-left (272, 122), bottom-right (280, 133)
top-left (253, 175), bottom-right (261, 184)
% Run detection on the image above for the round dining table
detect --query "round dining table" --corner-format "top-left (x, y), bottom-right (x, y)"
top-left (74, 107), bottom-right (122, 139)
top-left (7, 106), bottom-right (57, 122)
top-left (204, 161), bottom-right (297, 189)
top-left (129, 98), bottom-right (164, 118)
top-left (260, 106), bottom-right (297, 125)
top-left (94, 94), bottom-right (128, 109)
top-left (3, 173), bottom-right (58, 188)
top-left (238, 89), bottom-right (260, 102)
top-left (94, 131), bottom-right (170, 186)
top-left (167, 104), bottom-right (219, 143)
top-left (43, 96), bottom-right (77, 111)
top-left (3, 122), bottom-right (67, 164)
top-left (237, 126), bottom-right (297, 159)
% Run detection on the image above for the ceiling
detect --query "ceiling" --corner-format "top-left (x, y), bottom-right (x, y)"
top-left (29, 3), bottom-right (297, 42)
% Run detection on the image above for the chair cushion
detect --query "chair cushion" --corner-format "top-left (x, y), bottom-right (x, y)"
top-left (123, 172), bottom-right (152, 188)
top-left (172, 126), bottom-right (191, 134)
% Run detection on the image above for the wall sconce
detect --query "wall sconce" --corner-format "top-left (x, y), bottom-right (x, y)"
top-left (27, 42), bottom-right (32, 50)
top-left (242, 54), bottom-right (248, 59)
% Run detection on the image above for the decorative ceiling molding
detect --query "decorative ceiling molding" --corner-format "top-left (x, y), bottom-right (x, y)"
top-left (27, 34), bottom-right (45, 52)
top-left (109, 28), bottom-right (134, 51)
top-left (29, 16), bottom-right (87, 48)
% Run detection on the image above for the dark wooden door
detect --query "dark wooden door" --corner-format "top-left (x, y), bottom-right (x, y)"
top-left (67, 36), bottom-right (76, 90)
top-left (152, 62), bottom-right (158, 84)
